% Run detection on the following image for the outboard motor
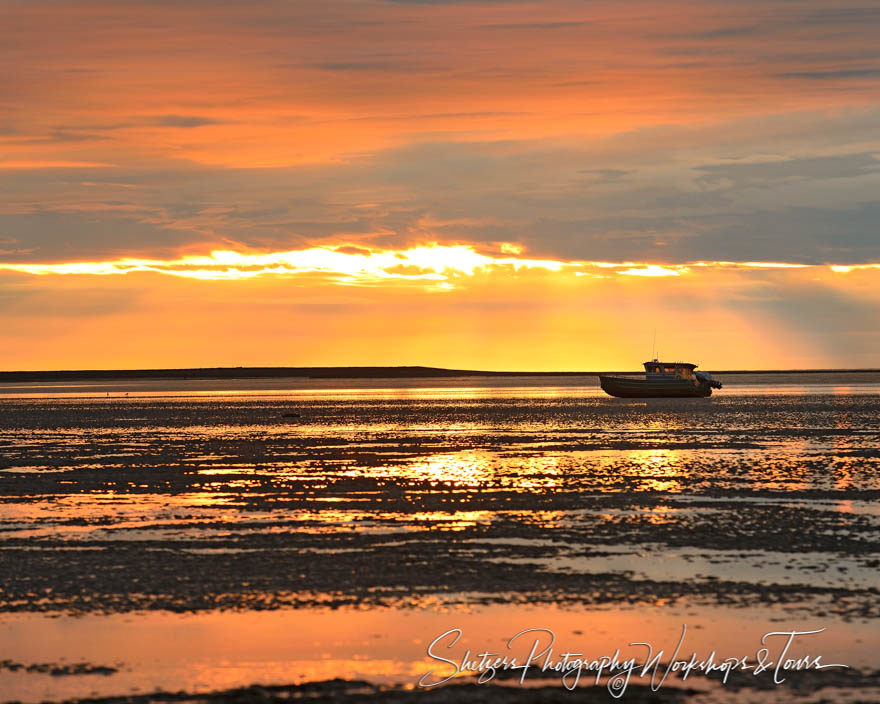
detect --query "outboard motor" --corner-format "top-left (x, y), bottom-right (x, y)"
top-left (695, 371), bottom-right (723, 389)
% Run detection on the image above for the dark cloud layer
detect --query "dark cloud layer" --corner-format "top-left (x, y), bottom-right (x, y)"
top-left (0, 0), bottom-right (879, 265)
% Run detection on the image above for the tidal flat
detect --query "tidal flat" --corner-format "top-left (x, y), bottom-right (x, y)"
top-left (0, 375), bottom-right (878, 703)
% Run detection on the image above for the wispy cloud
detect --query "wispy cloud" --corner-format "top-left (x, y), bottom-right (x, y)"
top-left (478, 21), bottom-right (589, 30)
top-left (151, 115), bottom-right (219, 128)
top-left (0, 161), bottom-right (113, 169)
top-left (775, 68), bottom-right (880, 80)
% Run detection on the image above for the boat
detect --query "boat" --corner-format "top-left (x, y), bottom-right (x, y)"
top-left (599, 359), bottom-right (723, 398)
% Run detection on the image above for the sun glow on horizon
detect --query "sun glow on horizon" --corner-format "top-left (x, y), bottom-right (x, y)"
top-left (0, 244), bottom-right (566, 286)
top-left (0, 244), bottom-right (864, 289)
top-left (616, 265), bottom-right (684, 277)
top-left (830, 264), bottom-right (880, 273)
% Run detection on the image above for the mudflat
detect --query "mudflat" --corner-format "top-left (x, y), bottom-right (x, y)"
top-left (1, 377), bottom-right (878, 702)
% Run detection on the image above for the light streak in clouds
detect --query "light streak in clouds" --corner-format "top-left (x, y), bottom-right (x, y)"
top-left (0, 244), bottom-right (565, 286)
top-left (0, 244), bottom-right (866, 288)
top-left (616, 265), bottom-right (684, 277)
top-left (830, 264), bottom-right (880, 273)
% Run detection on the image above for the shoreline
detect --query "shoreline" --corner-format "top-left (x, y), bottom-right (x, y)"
top-left (1, 365), bottom-right (879, 383)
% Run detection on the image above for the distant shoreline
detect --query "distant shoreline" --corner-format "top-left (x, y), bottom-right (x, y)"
top-left (0, 365), bottom-right (878, 383)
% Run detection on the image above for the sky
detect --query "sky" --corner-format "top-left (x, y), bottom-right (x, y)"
top-left (1, 0), bottom-right (879, 370)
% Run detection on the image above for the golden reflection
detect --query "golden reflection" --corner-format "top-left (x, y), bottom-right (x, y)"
top-left (5, 601), bottom-right (872, 703)
top-left (185, 658), bottom-right (416, 691)
top-left (832, 413), bottom-right (855, 491)
top-left (600, 448), bottom-right (687, 493)
top-left (406, 510), bottom-right (494, 531)
top-left (198, 467), bottom-right (257, 475)
top-left (507, 453), bottom-right (565, 491)
top-left (639, 505), bottom-right (677, 525)
top-left (835, 500), bottom-right (854, 514)
top-left (763, 439), bottom-right (810, 491)
top-left (338, 449), bottom-right (568, 492)
top-left (524, 509), bottom-right (567, 528)
top-left (334, 450), bottom-right (496, 487)
top-left (405, 451), bottom-right (492, 486)
top-left (195, 507), bottom-right (499, 533)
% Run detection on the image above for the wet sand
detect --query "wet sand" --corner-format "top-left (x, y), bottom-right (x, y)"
top-left (1, 379), bottom-right (878, 702)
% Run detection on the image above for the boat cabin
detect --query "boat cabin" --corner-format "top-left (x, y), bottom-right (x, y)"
top-left (643, 359), bottom-right (697, 381)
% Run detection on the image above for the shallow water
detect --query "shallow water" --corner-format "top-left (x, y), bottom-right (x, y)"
top-left (1, 370), bottom-right (879, 398)
top-left (1, 603), bottom-right (875, 702)
top-left (0, 376), bottom-right (878, 702)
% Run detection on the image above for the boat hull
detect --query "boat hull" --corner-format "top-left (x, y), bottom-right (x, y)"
top-left (599, 375), bottom-right (712, 398)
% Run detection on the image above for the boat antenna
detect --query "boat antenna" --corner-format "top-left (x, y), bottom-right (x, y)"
top-left (652, 329), bottom-right (657, 361)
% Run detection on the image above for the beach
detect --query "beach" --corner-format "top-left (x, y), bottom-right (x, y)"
top-left (0, 374), bottom-right (878, 702)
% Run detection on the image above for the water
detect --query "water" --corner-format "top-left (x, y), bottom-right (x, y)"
top-left (0, 375), bottom-right (878, 702)
top-left (0, 370), bottom-right (879, 398)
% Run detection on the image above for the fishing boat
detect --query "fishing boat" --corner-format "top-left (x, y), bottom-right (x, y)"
top-left (600, 360), bottom-right (723, 398)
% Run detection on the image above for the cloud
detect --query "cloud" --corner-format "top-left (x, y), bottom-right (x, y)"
top-left (788, 6), bottom-right (880, 26)
top-left (689, 25), bottom-right (763, 39)
top-left (0, 0), bottom-right (879, 370)
top-left (313, 61), bottom-right (413, 72)
top-left (775, 68), bottom-right (880, 80)
top-left (385, 0), bottom-right (526, 4)
top-left (0, 161), bottom-right (113, 169)
top-left (694, 153), bottom-right (880, 186)
top-left (3, 113), bottom-right (880, 266)
top-left (578, 168), bottom-right (631, 181)
top-left (0, 242), bottom-right (870, 286)
top-left (478, 21), bottom-right (589, 30)
top-left (1, 0), bottom-right (880, 268)
top-left (0, 210), bottom-right (216, 263)
top-left (0, 255), bottom-right (876, 370)
top-left (151, 115), bottom-right (219, 128)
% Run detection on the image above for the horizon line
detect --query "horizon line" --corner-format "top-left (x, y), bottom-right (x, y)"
top-left (1, 365), bottom-right (879, 382)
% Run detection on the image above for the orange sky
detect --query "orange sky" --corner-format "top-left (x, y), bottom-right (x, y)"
top-left (1, 1), bottom-right (878, 370)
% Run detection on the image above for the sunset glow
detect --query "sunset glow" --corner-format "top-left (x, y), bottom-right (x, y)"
top-left (3, 10), bottom-right (878, 704)
top-left (0, 0), bottom-right (878, 370)
top-left (0, 245), bottom-right (849, 286)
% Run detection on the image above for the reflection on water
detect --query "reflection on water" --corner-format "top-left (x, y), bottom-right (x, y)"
top-left (601, 448), bottom-right (687, 493)
top-left (0, 601), bottom-right (875, 703)
top-left (0, 379), bottom-right (878, 702)
top-left (1, 387), bottom-right (878, 541)
top-left (2, 371), bottom-right (880, 399)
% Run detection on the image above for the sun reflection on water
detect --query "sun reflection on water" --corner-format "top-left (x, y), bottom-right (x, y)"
top-left (598, 448), bottom-right (687, 493)
top-left (398, 451), bottom-right (495, 487)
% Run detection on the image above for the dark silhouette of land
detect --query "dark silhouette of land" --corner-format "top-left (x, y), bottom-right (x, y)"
top-left (0, 365), bottom-right (877, 383)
